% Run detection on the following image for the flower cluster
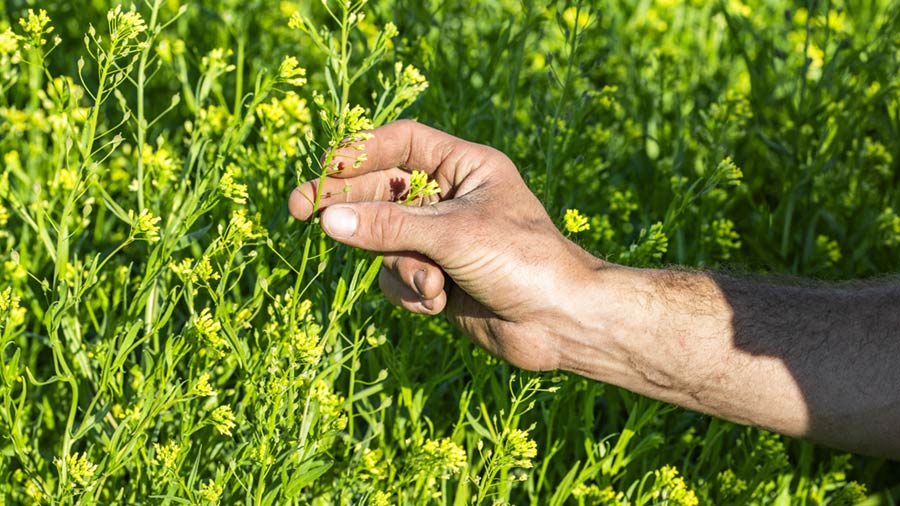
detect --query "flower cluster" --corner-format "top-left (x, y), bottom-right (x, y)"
top-left (370, 490), bottom-right (392, 506)
top-left (153, 441), bottom-right (180, 470)
top-left (0, 286), bottom-right (26, 330)
top-left (403, 170), bottom-right (440, 205)
top-left (504, 429), bottom-right (538, 469)
top-left (715, 157), bottom-right (744, 186)
top-left (169, 256), bottom-right (218, 284)
top-left (192, 372), bottom-right (216, 397)
top-left (219, 164), bottom-right (249, 204)
top-left (131, 208), bottom-right (162, 242)
top-left (412, 438), bottom-right (468, 480)
top-left (107, 5), bottom-right (147, 43)
top-left (255, 92), bottom-right (312, 157)
top-left (310, 380), bottom-right (346, 431)
top-left (609, 189), bottom-right (638, 229)
top-left (278, 55), bottom-right (307, 87)
top-left (564, 208), bottom-right (590, 234)
top-left (862, 137), bottom-right (893, 178)
top-left (0, 28), bottom-right (21, 64)
top-left (143, 142), bottom-right (179, 189)
top-left (18, 9), bottom-right (54, 49)
top-left (263, 292), bottom-right (324, 369)
top-left (620, 222), bottom-right (669, 264)
top-left (358, 448), bottom-right (386, 481)
top-left (702, 218), bottom-right (741, 260)
top-left (716, 469), bottom-right (748, 499)
top-left (703, 91), bottom-right (753, 144)
top-left (155, 37), bottom-right (185, 64)
top-left (195, 105), bottom-right (231, 137)
top-left (221, 209), bottom-right (262, 246)
top-left (343, 104), bottom-right (374, 135)
top-left (62, 452), bottom-right (98, 488)
top-left (196, 257), bottom-right (219, 284)
top-left (198, 479), bottom-right (223, 503)
top-left (393, 62), bottom-right (428, 104)
top-left (572, 483), bottom-right (622, 503)
top-left (652, 465), bottom-right (699, 506)
top-left (201, 48), bottom-right (235, 75)
top-left (210, 405), bottom-right (236, 437)
top-left (878, 207), bottom-right (900, 247)
top-left (192, 307), bottom-right (227, 356)
top-left (290, 323), bottom-right (323, 365)
top-left (816, 235), bottom-right (842, 265)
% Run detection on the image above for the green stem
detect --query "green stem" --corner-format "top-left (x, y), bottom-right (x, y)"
top-left (233, 35), bottom-right (246, 117)
top-left (136, 1), bottom-right (164, 211)
top-left (543, 0), bottom-right (584, 210)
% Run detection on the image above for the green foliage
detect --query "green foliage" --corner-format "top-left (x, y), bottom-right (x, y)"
top-left (0, 0), bottom-right (898, 504)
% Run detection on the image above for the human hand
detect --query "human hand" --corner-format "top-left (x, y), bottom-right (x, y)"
top-left (288, 120), bottom-right (603, 371)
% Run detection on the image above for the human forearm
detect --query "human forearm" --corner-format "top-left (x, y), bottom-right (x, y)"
top-left (291, 120), bottom-right (900, 459)
top-left (558, 263), bottom-right (900, 458)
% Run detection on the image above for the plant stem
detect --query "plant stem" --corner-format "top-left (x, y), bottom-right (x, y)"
top-left (136, 1), bottom-right (164, 212)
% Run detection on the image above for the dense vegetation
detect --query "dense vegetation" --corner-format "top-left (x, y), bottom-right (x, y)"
top-left (1, 0), bottom-right (898, 503)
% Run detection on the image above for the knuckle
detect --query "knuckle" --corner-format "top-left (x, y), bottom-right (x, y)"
top-left (369, 205), bottom-right (406, 249)
top-left (382, 254), bottom-right (402, 273)
top-left (483, 148), bottom-right (517, 174)
top-left (394, 118), bottom-right (418, 129)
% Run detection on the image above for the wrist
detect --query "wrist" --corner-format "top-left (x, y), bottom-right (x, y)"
top-left (550, 260), bottom-right (638, 381)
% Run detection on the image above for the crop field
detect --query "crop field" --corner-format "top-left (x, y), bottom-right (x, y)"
top-left (1, 0), bottom-right (900, 504)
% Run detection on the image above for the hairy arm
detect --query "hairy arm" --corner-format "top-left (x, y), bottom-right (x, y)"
top-left (290, 120), bottom-right (900, 459)
top-left (561, 265), bottom-right (900, 457)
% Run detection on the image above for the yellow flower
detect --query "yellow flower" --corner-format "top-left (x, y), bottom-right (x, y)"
top-left (0, 28), bottom-right (20, 56)
top-left (201, 48), bottom-right (235, 74)
top-left (414, 438), bottom-right (468, 479)
top-left (193, 257), bottom-right (219, 283)
top-left (62, 451), bottom-right (98, 487)
top-left (403, 170), bottom-right (440, 205)
top-left (716, 157), bottom-right (743, 186)
top-left (563, 208), bottom-right (590, 234)
top-left (224, 209), bottom-right (261, 245)
top-left (344, 104), bottom-right (374, 134)
top-left (106, 5), bottom-right (146, 42)
top-left (278, 55), bottom-right (307, 87)
top-left (210, 405), bottom-right (236, 436)
top-left (220, 164), bottom-right (249, 204)
top-left (193, 308), bottom-right (226, 353)
top-left (390, 62), bottom-right (429, 107)
top-left (144, 143), bottom-right (179, 188)
top-left (18, 9), bottom-right (53, 48)
top-left (198, 478), bottom-right (223, 503)
top-left (192, 372), bottom-right (216, 397)
top-left (153, 441), bottom-right (180, 469)
top-left (562, 6), bottom-right (591, 30)
top-left (131, 208), bottom-right (161, 242)
top-left (816, 235), bottom-right (842, 264)
top-left (504, 428), bottom-right (537, 468)
top-left (0, 286), bottom-right (26, 328)
top-left (652, 465), bottom-right (699, 506)
top-left (370, 490), bottom-right (392, 506)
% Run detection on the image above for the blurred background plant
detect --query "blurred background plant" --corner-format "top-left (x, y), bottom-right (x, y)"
top-left (0, 0), bottom-right (898, 504)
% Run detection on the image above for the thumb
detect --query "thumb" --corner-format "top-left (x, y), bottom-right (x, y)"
top-left (320, 202), bottom-right (445, 256)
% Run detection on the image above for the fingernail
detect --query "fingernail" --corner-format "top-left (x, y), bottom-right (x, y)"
top-left (413, 269), bottom-right (427, 297)
top-left (421, 298), bottom-right (435, 311)
top-left (322, 206), bottom-right (358, 238)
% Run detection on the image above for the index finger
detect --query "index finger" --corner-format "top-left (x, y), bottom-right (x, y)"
top-left (326, 119), bottom-right (471, 179)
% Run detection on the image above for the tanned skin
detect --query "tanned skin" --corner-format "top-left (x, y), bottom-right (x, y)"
top-left (288, 120), bottom-right (900, 459)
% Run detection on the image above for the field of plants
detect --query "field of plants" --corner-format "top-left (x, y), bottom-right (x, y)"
top-left (1, 0), bottom-right (900, 503)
